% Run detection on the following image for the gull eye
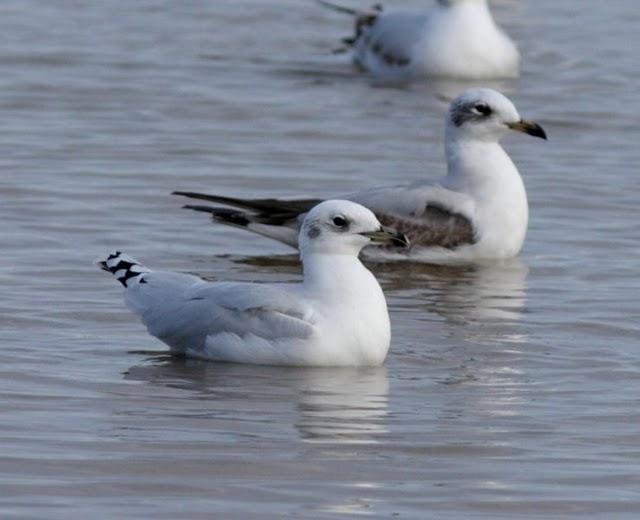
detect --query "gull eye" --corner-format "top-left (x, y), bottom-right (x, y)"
top-left (474, 103), bottom-right (492, 116)
top-left (332, 215), bottom-right (348, 228)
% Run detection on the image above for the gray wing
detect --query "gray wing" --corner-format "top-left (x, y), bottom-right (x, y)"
top-left (124, 274), bottom-right (316, 350)
top-left (192, 282), bottom-right (316, 340)
top-left (354, 11), bottom-right (428, 69)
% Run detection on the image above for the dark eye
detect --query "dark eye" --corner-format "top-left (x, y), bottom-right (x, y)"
top-left (332, 215), bottom-right (348, 228)
top-left (474, 103), bottom-right (492, 116)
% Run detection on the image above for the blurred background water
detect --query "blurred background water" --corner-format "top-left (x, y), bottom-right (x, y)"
top-left (1, 0), bottom-right (639, 518)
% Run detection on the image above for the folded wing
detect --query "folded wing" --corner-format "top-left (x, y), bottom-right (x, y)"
top-left (123, 272), bottom-right (316, 357)
top-left (353, 12), bottom-right (429, 72)
top-left (174, 183), bottom-right (476, 251)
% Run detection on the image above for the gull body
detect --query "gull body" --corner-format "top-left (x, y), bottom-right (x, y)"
top-left (175, 89), bottom-right (546, 264)
top-left (322, 0), bottom-right (520, 80)
top-left (98, 200), bottom-right (408, 367)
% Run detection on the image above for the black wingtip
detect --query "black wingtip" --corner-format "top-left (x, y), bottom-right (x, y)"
top-left (173, 191), bottom-right (202, 199)
top-left (317, 0), bottom-right (358, 16)
top-left (98, 251), bottom-right (149, 287)
top-left (209, 208), bottom-right (251, 227)
top-left (181, 204), bottom-right (251, 227)
top-left (97, 251), bottom-right (121, 272)
top-left (182, 204), bottom-right (216, 213)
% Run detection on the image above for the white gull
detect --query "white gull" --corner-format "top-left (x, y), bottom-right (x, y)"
top-left (319, 0), bottom-right (520, 80)
top-left (98, 200), bottom-right (408, 367)
top-left (175, 89), bottom-right (546, 264)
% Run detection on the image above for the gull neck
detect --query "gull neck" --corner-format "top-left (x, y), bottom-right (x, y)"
top-left (301, 253), bottom-right (375, 297)
top-left (444, 127), bottom-right (516, 186)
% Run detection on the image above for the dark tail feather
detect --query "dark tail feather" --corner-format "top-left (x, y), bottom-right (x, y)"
top-left (317, 0), bottom-right (359, 16)
top-left (316, 1), bottom-right (383, 52)
top-left (182, 204), bottom-right (308, 227)
top-left (173, 191), bottom-right (322, 216)
top-left (173, 191), bottom-right (258, 208)
top-left (318, 1), bottom-right (383, 16)
top-left (183, 205), bottom-right (252, 227)
top-left (98, 251), bottom-right (151, 287)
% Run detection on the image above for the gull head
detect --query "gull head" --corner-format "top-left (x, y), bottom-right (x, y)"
top-left (299, 200), bottom-right (409, 257)
top-left (447, 88), bottom-right (547, 143)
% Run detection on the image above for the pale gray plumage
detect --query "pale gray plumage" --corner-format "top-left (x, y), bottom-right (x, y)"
top-left (99, 200), bottom-right (408, 366)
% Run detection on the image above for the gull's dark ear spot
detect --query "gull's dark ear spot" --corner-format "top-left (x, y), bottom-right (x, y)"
top-left (451, 101), bottom-right (493, 127)
top-left (307, 225), bottom-right (320, 239)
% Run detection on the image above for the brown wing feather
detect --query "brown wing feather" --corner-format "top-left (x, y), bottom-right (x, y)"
top-left (375, 204), bottom-right (476, 250)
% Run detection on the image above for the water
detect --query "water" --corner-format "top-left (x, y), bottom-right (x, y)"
top-left (1, 0), bottom-right (639, 517)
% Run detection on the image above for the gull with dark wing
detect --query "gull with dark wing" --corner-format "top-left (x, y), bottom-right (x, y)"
top-left (175, 88), bottom-right (546, 264)
top-left (319, 0), bottom-right (520, 80)
top-left (98, 201), bottom-right (408, 367)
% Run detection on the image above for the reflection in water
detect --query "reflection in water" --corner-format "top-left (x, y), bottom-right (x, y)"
top-left (372, 257), bottom-right (529, 325)
top-left (294, 367), bottom-right (388, 444)
top-left (124, 358), bottom-right (388, 445)
top-left (122, 359), bottom-right (389, 515)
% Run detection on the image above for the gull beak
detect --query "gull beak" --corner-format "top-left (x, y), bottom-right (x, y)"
top-left (361, 226), bottom-right (410, 248)
top-left (507, 119), bottom-right (547, 140)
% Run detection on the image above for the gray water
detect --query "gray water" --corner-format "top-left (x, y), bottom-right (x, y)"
top-left (1, 0), bottom-right (640, 518)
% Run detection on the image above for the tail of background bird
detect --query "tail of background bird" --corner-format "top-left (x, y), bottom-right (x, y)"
top-left (98, 251), bottom-right (151, 287)
top-left (317, 0), bottom-right (359, 16)
top-left (317, 1), bottom-right (382, 53)
top-left (173, 191), bottom-right (322, 248)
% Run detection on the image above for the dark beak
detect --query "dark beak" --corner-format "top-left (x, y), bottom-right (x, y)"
top-left (360, 226), bottom-right (410, 248)
top-left (507, 119), bottom-right (547, 140)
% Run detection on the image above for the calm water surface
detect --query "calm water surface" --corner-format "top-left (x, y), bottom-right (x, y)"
top-left (1, 0), bottom-right (640, 518)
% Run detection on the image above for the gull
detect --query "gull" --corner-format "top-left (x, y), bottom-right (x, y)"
top-left (98, 200), bottom-right (409, 367)
top-left (319, 0), bottom-right (520, 80)
top-left (175, 89), bottom-right (546, 264)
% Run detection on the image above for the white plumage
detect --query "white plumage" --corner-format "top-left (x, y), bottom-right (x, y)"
top-left (322, 0), bottom-right (520, 80)
top-left (99, 200), bottom-right (408, 367)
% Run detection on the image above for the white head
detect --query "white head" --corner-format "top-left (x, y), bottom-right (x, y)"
top-left (298, 200), bottom-right (409, 257)
top-left (447, 88), bottom-right (547, 143)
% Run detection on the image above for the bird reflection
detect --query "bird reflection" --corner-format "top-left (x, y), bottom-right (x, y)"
top-left (123, 358), bottom-right (389, 445)
top-left (373, 257), bottom-right (529, 325)
top-left (294, 367), bottom-right (388, 444)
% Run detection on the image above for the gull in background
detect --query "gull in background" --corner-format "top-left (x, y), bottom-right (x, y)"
top-left (175, 89), bottom-right (546, 264)
top-left (98, 200), bottom-right (409, 367)
top-left (319, 0), bottom-right (520, 80)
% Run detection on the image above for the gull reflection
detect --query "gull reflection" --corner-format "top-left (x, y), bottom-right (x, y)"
top-left (294, 367), bottom-right (388, 444)
top-left (123, 359), bottom-right (389, 445)
top-left (372, 257), bottom-right (529, 326)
